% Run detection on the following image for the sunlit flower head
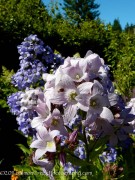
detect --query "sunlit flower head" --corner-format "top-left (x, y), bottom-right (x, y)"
top-left (30, 126), bottom-right (60, 159)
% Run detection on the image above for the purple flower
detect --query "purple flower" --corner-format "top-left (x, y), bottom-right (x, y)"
top-left (74, 140), bottom-right (86, 160)
top-left (7, 91), bottom-right (24, 115)
top-left (16, 110), bottom-right (37, 136)
top-left (32, 156), bottom-right (54, 178)
top-left (11, 34), bottom-right (64, 90)
top-left (64, 162), bottom-right (79, 174)
top-left (99, 146), bottom-right (117, 164)
top-left (11, 60), bottom-right (47, 90)
top-left (59, 152), bottom-right (66, 167)
top-left (44, 109), bottom-right (68, 136)
top-left (30, 126), bottom-right (60, 159)
top-left (67, 113), bottom-right (82, 129)
top-left (118, 137), bottom-right (133, 151)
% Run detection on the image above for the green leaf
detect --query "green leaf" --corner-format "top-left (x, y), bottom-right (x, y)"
top-left (0, 159), bottom-right (4, 164)
top-left (66, 152), bottom-right (88, 166)
top-left (89, 136), bottom-right (108, 160)
top-left (17, 144), bottom-right (31, 155)
top-left (53, 161), bottom-right (67, 180)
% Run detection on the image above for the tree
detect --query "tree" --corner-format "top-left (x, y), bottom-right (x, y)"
top-left (112, 18), bottom-right (122, 32)
top-left (63, 0), bottom-right (100, 24)
top-left (0, 0), bottom-right (50, 70)
top-left (124, 23), bottom-right (135, 34)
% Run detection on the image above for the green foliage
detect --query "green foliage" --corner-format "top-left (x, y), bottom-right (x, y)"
top-left (14, 165), bottom-right (49, 180)
top-left (17, 144), bottom-right (31, 155)
top-left (0, 0), bottom-right (109, 69)
top-left (112, 18), bottom-right (122, 32)
top-left (0, 66), bottom-right (16, 110)
top-left (124, 23), bottom-right (135, 34)
top-left (77, 20), bottom-right (111, 56)
top-left (49, 18), bottom-right (111, 58)
top-left (0, 159), bottom-right (4, 165)
top-left (0, 0), bottom-right (50, 70)
top-left (0, 0), bottom-right (49, 37)
top-left (63, 0), bottom-right (100, 24)
top-left (13, 136), bottom-right (50, 180)
top-left (104, 31), bottom-right (135, 99)
top-left (113, 135), bottom-right (135, 179)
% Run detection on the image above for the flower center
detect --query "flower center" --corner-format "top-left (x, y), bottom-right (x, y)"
top-left (51, 118), bottom-right (59, 126)
top-left (47, 141), bottom-right (54, 148)
top-left (75, 74), bottom-right (80, 80)
top-left (90, 99), bottom-right (97, 107)
top-left (69, 91), bottom-right (77, 101)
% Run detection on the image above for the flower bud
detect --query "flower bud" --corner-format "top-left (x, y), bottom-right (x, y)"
top-left (68, 129), bottom-right (78, 143)
top-left (59, 152), bottom-right (66, 167)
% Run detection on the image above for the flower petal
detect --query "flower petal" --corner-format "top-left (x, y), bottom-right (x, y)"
top-left (64, 104), bottom-right (77, 124)
top-left (30, 139), bottom-right (46, 149)
top-left (37, 125), bottom-right (48, 140)
top-left (77, 82), bottom-right (93, 94)
top-left (84, 110), bottom-right (98, 126)
top-left (49, 130), bottom-right (60, 139)
top-left (31, 116), bottom-right (44, 128)
top-left (35, 148), bottom-right (47, 159)
top-left (33, 102), bottom-right (49, 117)
top-left (100, 107), bottom-right (114, 123)
top-left (109, 134), bottom-right (118, 147)
top-left (76, 95), bottom-right (89, 112)
top-left (49, 91), bottom-right (66, 105)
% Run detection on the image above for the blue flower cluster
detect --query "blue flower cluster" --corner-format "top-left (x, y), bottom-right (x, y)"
top-left (74, 140), bottom-right (86, 160)
top-left (67, 113), bottom-right (82, 129)
top-left (8, 34), bottom-right (64, 136)
top-left (7, 91), bottom-right (24, 115)
top-left (7, 91), bottom-right (37, 136)
top-left (99, 146), bottom-right (117, 164)
top-left (17, 111), bottom-right (37, 136)
top-left (64, 162), bottom-right (79, 174)
top-left (11, 34), bottom-right (64, 90)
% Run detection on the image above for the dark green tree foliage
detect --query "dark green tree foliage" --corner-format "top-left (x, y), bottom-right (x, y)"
top-left (47, 18), bottom-right (110, 59)
top-left (63, 0), bottom-right (100, 24)
top-left (125, 23), bottom-right (135, 34)
top-left (0, 0), bottom-right (50, 71)
top-left (0, 0), bottom-right (49, 35)
top-left (112, 18), bottom-right (122, 32)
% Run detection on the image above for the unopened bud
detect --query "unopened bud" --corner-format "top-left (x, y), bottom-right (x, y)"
top-left (69, 129), bottom-right (78, 143)
top-left (59, 152), bottom-right (66, 167)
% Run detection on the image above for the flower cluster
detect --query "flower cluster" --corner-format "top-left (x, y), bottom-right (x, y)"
top-left (99, 145), bottom-right (117, 164)
top-left (11, 34), bottom-right (64, 90)
top-left (7, 35), bottom-right (64, 136)
top-left (7, 35), bottom-right (135, 179)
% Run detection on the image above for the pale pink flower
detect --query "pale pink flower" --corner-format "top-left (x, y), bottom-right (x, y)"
top-left (30, 126), bottom-right (60, 159)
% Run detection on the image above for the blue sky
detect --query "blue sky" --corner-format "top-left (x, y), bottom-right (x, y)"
top-left (43, 0), bottom-right (135, 29)
top-left (96, 0), bottom-right (135, 29)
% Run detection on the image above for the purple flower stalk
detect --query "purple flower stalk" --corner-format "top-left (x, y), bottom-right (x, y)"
top-left (11, 34), bottom-right (64, 90)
